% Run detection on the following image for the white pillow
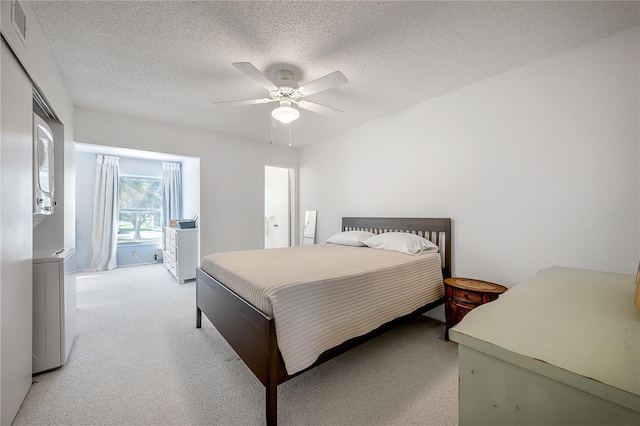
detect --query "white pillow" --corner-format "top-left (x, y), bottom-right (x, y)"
top-left (363, 232), bottom-right (439, 255)
top-left (326, 230), bottom-right (376, 247)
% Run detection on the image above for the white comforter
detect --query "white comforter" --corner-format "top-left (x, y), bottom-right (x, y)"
top-left (200, 244), bottom-right (444, 375)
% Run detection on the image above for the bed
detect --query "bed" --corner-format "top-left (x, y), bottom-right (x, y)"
top-left (195, 217), bottom-right (452, 425)
top-left (450, 266), bottom-right (640, 425)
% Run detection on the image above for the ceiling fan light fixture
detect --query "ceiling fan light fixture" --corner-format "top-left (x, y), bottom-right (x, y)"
top-left (272, 106), bottom-right (300, 123)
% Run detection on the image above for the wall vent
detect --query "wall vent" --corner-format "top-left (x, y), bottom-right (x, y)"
top-left (11, 0), bottom-right (27, 44)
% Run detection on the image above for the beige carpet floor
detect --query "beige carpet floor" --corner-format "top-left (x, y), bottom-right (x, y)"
top-left (14, 264), bottom-right (458, 425)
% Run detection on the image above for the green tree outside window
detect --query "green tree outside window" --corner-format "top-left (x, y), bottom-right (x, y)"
top-left (118, 176), bottom-right (163, 244)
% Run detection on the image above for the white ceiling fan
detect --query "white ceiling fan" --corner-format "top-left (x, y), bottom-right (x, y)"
top-left (214, 62), bottom-right (348, 124)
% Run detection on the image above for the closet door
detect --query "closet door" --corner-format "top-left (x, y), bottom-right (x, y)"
top-left (1, 39), bottom-right (34, 425)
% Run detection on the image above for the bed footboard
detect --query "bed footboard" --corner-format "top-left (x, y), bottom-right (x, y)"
top-left (196, 268), bottom-right (279, 425)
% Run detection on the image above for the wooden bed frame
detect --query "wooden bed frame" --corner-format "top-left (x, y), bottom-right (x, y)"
top-left (196, 217), bottom-right (452, 425)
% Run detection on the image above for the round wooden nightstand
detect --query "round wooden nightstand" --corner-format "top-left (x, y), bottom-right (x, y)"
top-left (444, 277), bottom-right (507, 340)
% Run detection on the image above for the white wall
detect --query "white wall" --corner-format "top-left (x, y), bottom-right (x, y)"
top-left (74, 107), bottom-right (299, 258)
top-left (300, 27), bottom-right (640, 291)
top-left (182, 156), bottom-right (200, 220)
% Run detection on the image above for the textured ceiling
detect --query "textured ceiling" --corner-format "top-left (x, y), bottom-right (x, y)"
top-left (31, 1), bottom-right (639, 147)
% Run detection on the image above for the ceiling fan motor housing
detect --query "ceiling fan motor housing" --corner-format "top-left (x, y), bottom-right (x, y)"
top-left (278, 96), bottom-right (293, 108)
top-left (269, 70), bottom-right (303, 101)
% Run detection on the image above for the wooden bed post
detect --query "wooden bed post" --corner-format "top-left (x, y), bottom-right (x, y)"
top-left (266, 321), bottom-right (278, 426)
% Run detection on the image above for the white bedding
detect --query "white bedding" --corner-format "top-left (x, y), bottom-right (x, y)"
top-left (200, 244), bottom-right (444, 375)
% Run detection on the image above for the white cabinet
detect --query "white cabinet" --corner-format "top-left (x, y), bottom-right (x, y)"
top-left (32, 249), bottom-right (76, 374)
top-left (164, 227), bottom-right (198, 284)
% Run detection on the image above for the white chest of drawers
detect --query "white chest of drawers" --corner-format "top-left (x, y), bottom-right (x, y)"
top-left (164, 227), bottom-right (198, 283)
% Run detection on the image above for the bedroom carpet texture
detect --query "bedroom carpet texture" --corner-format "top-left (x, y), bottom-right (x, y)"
top-left (14, 264), bottom-right (458, 426)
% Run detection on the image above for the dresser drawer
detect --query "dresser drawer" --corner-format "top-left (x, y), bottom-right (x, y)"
top-left (451, 288), bottom-right (483, 304)
top-left (164, 226), bottom-right (198, 284)
top-left (164, 247), bottom-right (175, 262)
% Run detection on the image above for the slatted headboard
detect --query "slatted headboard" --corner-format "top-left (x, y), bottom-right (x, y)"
top-left (342, 217), bottom-right (452, 279)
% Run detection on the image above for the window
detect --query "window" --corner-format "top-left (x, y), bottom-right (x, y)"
top-left (118, 176), bottom-right (162, 244)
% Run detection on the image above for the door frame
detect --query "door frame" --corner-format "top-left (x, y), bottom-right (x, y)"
top-left (264, 164), bottom-right (297, 248)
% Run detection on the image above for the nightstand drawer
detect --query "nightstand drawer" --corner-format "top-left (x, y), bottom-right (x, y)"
top-left (451, 288), bottom-right (483, 304)
top-left (452, 299), bottom-right (476, 324)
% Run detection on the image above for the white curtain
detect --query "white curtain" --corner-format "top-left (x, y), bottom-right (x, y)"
top-left (87, 155), bottom-right (119, 271)
top-left (162, 162), bottom-right (182, 232)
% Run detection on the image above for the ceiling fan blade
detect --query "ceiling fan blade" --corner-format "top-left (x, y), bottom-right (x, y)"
top-left (299, 71), bottom-right (348, 95)
top-left (296, 100), bottom-right (343, 116)
top-left (213, 98), bottom-right (275, 106)
top-left (232, 62), bottom-right (278, 90)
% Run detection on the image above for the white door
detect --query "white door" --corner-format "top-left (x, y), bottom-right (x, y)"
top-left (1, 40), bottom-right (35, 425)
top-left (264, 166), bottom-right (290, 248)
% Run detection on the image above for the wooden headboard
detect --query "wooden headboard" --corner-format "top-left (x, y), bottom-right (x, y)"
top-left (342, 217), bottom-right (452, 279)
